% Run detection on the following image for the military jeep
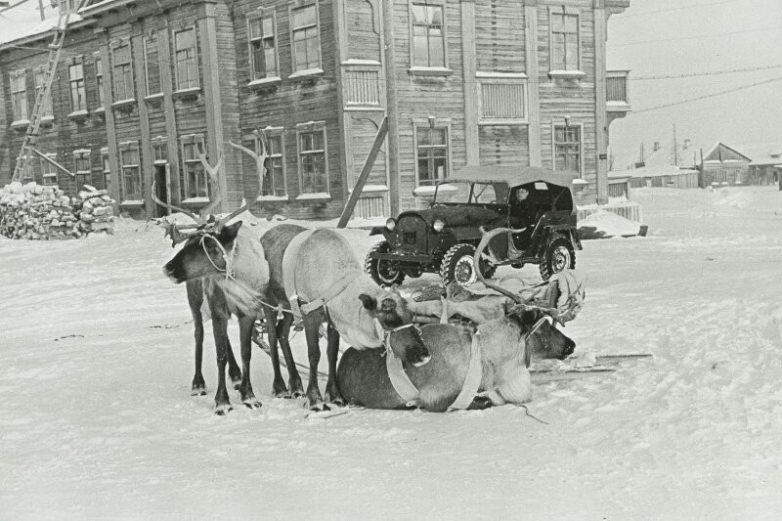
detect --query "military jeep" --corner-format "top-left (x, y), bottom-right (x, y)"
top-left (365, 165), bottom-right (582, 287)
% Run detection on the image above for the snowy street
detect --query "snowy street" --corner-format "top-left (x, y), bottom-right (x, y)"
top-left (1, 187), bottom-right (781, 520)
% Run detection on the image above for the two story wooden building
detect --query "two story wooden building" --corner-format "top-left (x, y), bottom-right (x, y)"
top-left (1, 0), bottom-right (631, 220)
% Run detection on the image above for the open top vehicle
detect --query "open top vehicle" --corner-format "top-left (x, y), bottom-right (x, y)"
top-left (365, 165), bottom-right (582, 287)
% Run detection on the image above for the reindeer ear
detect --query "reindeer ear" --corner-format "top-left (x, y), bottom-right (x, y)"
top-left (218, 221), bottom-right (243, 242)
top-left (358, 294), bottom-right (378, 310)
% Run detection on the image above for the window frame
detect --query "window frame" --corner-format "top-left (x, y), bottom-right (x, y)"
top-left (412, 117), bottom-right (452, 189)
top-left (111, 40), bottom-right (135, 102)
top-left (409, 1), bottom-right (448, 71)
top-left (289, 2), bottom-right (323, 75)
top-left (477, 76), bottom-right (528, 125)
top-left (40, 153), bottom-right (58, 186)
top-left (143, 32), bottom-right (163, 97)
top-left (93, 52), bottom-right (106, 109)
top-left (173, 27), bottom-right (200, 92)
top-left (548, 6), bottom-right (583, 77)
top-left (73, 148), bottom-right (92, 188)
top-left (101, 146), bottom-right (111, 191)
top-left (119, 141), bottom-right (142, 201)
top-left (552, 122), bottom-right (584, 176)
top-left (33, 65), bottom-right (54, 119)
top-left (180, 134), bottom-right (210, 201)
top-left (68, 56), bottom-right (87, 113)
top-left (247, 7), bottom-right (280, 82)
top-left (10, 69), bottom-right (29, 123)
top-left (295, 121), bottom-right (329, 197)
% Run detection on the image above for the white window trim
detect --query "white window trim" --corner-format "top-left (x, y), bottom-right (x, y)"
top-left (173, 26), bottom-right (201, 92)
top-left (41, 153), bottom-right (58, 184)
top-left (119, 140), bottom-right (142, 201)
top-left (295, 121), bottom-right (329, 196)
top-left (408, 0), bottom-right (449, 71)
top-left (255, 127), bottom-right (289, 201)
top-left (547, 6), bottom-right (584, 77)
top-left (289, 2), bottom-right (323, 74)
top-left (180, 133), bottom-right (209, 201)
top-left (247, 7), bottom-right (280, 82)
top-left (551, 121), bottom-right (585, 178)
top-left (412, 117), bottom-right (452, 189)
top-left (33, 65), bottom-right (54, 119)
top-left (477, 76), bottom-right (529, 125)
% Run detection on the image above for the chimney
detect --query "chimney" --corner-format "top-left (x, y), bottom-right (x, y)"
top-left (653, 141), bottom-right (661, 152)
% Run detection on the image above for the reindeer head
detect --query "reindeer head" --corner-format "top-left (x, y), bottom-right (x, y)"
top-left (474, 227), bottom-right (576, 363)
top-left (161, 132), bottom-right (269, 284)
top-left (358, 291), bottom-right (431, 367)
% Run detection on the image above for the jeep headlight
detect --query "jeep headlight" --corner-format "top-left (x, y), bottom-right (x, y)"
top-left (433, 219), bottom-right (445, 232)
top-left (385, 218), bottom-right (396, 231)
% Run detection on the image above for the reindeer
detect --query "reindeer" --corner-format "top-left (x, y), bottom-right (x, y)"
top-left (336, 227), bottom-right (578, 412)
top-left (151, 149), bottom-right (242, 397)
top-left (260, 224), bottom-right (431, 411)
top-left (162, 138), bottom-right (270, 414)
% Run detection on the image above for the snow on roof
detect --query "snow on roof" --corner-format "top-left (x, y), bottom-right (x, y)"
top-left (733, 142), bottom-right (782, 166)
top-left (0, 1), bottom-right (82, 48)
top-left (608, 163), bottom-right (698, 179)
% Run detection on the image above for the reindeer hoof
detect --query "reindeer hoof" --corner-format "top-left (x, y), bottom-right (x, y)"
top-left (214, 403), bottom-right (233, 416)
top-left (191, 387), bottom-right (207, 397)
top-left (273, 388), bottom-right (291, 398)
top-left (308, 402), bottom-right (330, 412)
top-left (243, 399), bottom-right (263, 410)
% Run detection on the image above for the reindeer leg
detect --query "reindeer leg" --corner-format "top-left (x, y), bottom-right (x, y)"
top-left (238, 314), bottom-right (262, 409)
top-left (324, 323), bottom-right (346, 407)
top-left (277, 312), bottom-right (304, 398)
top-left (303, 316), bottom-right (326, 411)
top-left (265, 308), bottom-right (289, 397)
top-left (225, 337), bottom-right (242, 390)
top-left (211, 314), bottom-right (232, 415)
top-left (188, 281), bottom-right (207, 396)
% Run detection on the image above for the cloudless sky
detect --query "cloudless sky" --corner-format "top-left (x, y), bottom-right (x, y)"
top-left (606, 0), bottom-right (782, 167)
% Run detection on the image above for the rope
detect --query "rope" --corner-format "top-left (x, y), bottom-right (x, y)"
top-left (519, 405), bottom-right (549, 425)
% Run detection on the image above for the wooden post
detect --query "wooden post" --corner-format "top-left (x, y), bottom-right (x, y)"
top-left (337, 117), bottom-right (389, 228)
top-left (382, 0), bottom-right (401, 215)
top-left (461, 0), bottom-right (478, 166)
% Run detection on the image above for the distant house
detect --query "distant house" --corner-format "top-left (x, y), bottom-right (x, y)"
top-left (700, 142), bottom-right (751, 187)
top-left (608, 163), bottom-right (699, 191)
top-left (737, 143), bottom-right (782, 185)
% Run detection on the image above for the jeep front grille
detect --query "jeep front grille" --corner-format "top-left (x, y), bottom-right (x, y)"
top-left (396, 215), bottom-right (428, 253)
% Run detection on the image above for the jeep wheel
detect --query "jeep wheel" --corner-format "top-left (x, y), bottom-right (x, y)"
top-left (440, 244), bottom-right (497, 287)
top-left (365, 241), bottom-right (405, 287)
top-left (539, 235), bottom-right (575, 281)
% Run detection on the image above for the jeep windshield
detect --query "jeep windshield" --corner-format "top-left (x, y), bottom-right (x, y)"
top-left (433, 181), bottom-right (509, 205)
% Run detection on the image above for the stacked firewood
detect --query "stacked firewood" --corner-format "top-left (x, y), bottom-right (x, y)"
top-left (0, 182), bottom-right (116, 240)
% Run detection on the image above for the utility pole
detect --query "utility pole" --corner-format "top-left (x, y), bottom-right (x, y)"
top-left (672, 123), bottom-right (679, 166)
top-left (382, 0), bottom-right (401, 215)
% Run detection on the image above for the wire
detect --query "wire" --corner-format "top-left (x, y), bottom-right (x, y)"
top-left (633, 76), bottom-right (782, 114)
top-left (631, 64), bottom-right (782, 80)
top-left (610, 26), bottom-right (782, 47)
top-left (617, 0), bottom-right (745, 18)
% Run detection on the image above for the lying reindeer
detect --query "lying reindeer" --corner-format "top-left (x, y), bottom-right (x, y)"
top-left (162, 138), bottom-right (269, 415)
top-left (260, 224), bottom-right (431, 411)
top-left (151, 148), bottom-right (242, 396)
top-left (336, 227), bottom-right (578, 412)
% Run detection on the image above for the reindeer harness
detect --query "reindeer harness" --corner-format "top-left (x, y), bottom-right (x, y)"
top-left (200, 233), bottom-right (238, 280)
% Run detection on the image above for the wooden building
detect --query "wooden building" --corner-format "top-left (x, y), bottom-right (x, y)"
top-left (1, 0), bottom-right (631, 221)
top-left (700, 142), bottom-right (751, 187)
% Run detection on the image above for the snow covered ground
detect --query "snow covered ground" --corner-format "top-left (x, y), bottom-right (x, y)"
top-left (1, 186), bottom-right (781, 520)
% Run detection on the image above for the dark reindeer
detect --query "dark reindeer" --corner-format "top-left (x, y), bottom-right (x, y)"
top-left (162, 138), bottom-right (270, 414)
top-left (260, 224), bottom-right (431, 411)
top-left (151, 148), bottom-right (242, 396)
top-left (336, 227), bottom-right (576, 411)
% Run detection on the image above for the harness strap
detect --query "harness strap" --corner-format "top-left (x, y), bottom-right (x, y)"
top-left (299, 272), bottom-right (354, 315)
top-left (376, 319), bottom-right (420, 407)
top-left (447, 332), bottom-right (483, 411)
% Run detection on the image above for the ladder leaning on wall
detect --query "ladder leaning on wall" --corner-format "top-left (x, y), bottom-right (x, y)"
top-left (10, 0), bottom-right (87, 183)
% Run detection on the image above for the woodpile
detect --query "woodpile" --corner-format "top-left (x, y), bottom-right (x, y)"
top-left (0, 182), bottom-right (116, 240)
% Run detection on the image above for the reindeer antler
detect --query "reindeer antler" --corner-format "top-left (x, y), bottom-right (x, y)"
top-left (196, 144), bottom-right (224, 218)
top-left (214, 131), bottom-right (269, 230)
top-left (150, 179), bottom-right (201, 222)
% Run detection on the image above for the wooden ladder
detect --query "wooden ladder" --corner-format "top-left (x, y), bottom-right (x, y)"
top-left (11, 2), bottom-right (83, 183)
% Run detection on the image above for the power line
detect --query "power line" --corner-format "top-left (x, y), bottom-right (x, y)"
top-left (631, 64), bottom-right (782, 80)
top-left (618, 0), bottom-right (744, 18)
top-left (633, 76), bottom-right (782, 114)
top-left (610, 26), bottom-right (782, 47)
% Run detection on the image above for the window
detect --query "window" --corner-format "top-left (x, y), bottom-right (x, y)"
top-left (73, 149), bottom-right (91, 188)
top-left (20, 154), bottom-right (35, 183)
top-left (144, 33), bottom-right (162, 95)
top-left (94, 54), bottom-right (105, 107)
top-left (411, 3), bottom-right (445, 68)
top-left (69, 59), bottom-right (87, 112)
top-left (120, 142), bottom-right (142, 200)
top-left (112, 42), bottom-right (134, 101)
top-left (174, 28), bottom-right (199, 90)
top-left (248, 10), bottom-right (278, 80)
top-left (41, 154), bottom-right (58, 186)
top-left (10, 69), bottom-right (28, 122)
top-left (416, 126), bottom-right (448, 186)
top-left (554, 125), bottom-right (581, 174)
top-left (180, 135), bottom-right (209, 200)
top-left (260, 132), bottom-right (286, 197)
top-left (101, 147), bottom-right (111, 191)
top-left (479, 80), bottom-right (526, 123)
top-left (291, 5), bottom-right (321, 72)
top-left (550, 10), bottom-right (579, 71)
top-left (297, 124), bottom-right (327, 194)
top-left (152, 137), bottom-right (168, 163)
top-left (34, 66), bottom-right (54, 119)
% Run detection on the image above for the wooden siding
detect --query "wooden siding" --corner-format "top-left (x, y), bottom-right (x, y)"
top-left (479, 126), bottom-right (530, 166)
top-left (474, 0), bottom-right (525, 74)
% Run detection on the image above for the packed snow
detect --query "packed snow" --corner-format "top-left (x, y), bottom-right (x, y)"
top-left (1, 186), bottom-right (781, 520)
